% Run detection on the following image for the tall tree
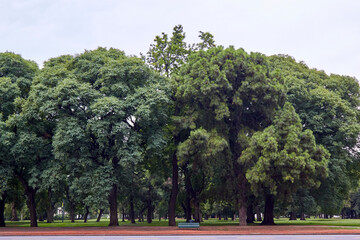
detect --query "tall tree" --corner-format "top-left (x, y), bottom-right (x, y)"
top-left (0, 118), bottom-right (14, 227)
top-left (175, 46), bottom-right (285, 225)
top-left (0, 52), bottom-right (39, 227)
top-left (32, 47), bottom-right (171, 226)
top-left (6, 109), bottom-right (53, 227)
top-left (240, 102), bottom-right (329, 224)
top-left (269, 55), bottom-right (360, 215)
top-left (145, 25), bottom-right (216, 226)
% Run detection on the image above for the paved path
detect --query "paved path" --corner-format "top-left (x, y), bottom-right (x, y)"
top-left (1, 236), bottom-right (360, 240)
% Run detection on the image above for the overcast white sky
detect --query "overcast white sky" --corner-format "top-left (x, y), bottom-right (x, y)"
top-left (0, 0), bottom-right (359, 80)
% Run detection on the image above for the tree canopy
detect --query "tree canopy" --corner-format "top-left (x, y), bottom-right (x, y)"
top-left (240, 102), bottom-right (329, 224)
top-left (0, 26), bottom-right (359, 227)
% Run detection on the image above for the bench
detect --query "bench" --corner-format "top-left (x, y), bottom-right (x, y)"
top-left (178, 222), bottom-right (200, 229)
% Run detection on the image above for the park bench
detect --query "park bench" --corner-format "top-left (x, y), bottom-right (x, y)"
top-left (178, 222), bottom-right (200, 229)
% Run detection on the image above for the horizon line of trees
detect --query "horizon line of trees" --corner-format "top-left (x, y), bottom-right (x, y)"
top-left (0, 25), bottom-right (359, 227)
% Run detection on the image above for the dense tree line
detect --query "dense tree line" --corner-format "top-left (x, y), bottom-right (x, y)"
top-left (0, 25), bottom-right (359, 227)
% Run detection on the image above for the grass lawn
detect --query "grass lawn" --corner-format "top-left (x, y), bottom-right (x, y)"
top-left (5, 217), bottom-right (360, 227)
top-left (275, 217), bottom-right (360, 226)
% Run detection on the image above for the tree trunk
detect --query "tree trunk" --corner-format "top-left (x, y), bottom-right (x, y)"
top-left (341, 208), bottom-right (346, 219)
top-left (16, 173), bottom-right (38, 227)
top-left (65, 187), bottom-right (76, 223)
top-left (229, 119), bottom-right (248, 226)
top-left (27, 187), bottom-right (38, 227)
top-left (185, 198), bottom-right (192, 222)
top-left (289, 211), bottom-right (297, 220)
top-left (84, 206), bottom-right (90, 223)
top-left (147, 201), bottom-right (153, 223)
top-left (168, 142), bottom-right (179, 226)
top-left (0, 192), bottom-right (6, 227)
top-left (96, 209), bottom-right (103, 222)
top-left (147, 207), bottom-right (152, 223)
top-left (138, 211), bottom-right (142, 222)
top-left (261, 194), bottom-right (275, 225)
top-left (218, 212), bottom-right (221, 220)
top-left (256, 205), bottom-right (262, 221)
top-left (130, 194), bottom-right (136, 224)
top-left (246, 203), bottom-right (254, 223)
top-left (11, 202), bottom-right (19, 221)
top-left (184, 167), bottom-right (192, 222)
top-left (238, 174), bottom-right (247, 226)
top-left (300, 212), bottom-right (305, 220)
top-left (194, 196), bottom-right (200, 222)
top-left (122, 208), bottom-right (125, 222)
top-left (140, 207), bottom-right (146, 222)
top-left (238, 204), bottom-right (247, 225)
top-left (108, 183), bottom-right (118, 226)
top-left (69, 202), bottom-right (75, 223)
top-left (46, 205), bottom-right (53, 223)
top-left (46, 188), bottom-right (54, 223)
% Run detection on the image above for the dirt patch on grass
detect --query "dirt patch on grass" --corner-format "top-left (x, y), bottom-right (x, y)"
top-left (1, 225), bottom-right (360, 236)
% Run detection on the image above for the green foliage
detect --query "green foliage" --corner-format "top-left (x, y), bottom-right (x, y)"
top-left (269, 55), bottom-right (360, 214)
top-left (29, 47), bottom-right (172, 218)
top-left (176, 47), bottom-right (285, 181)
top-left (0, 52), bottom-right (38, 97)
top-left (241, 102), bottom-right (329, 202)
top-left (145, 25), bottom-right (188, 77)
top-left (176, 46), bottom-right (285, 132)
top-left (1, 30), bottom-right (359, 225)
top-left (0, 52), bottom-right (39, 196)
top-left (178, 128), bottom-right (227, 194)
top-left (197, 31), bottom-right (216, 50)
top-left (0, 77), bottom-right (20, 120)
top-left (145, 25), bottom-right (216, 77)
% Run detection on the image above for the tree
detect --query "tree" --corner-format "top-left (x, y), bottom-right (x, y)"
top-left (0, 118), bottom-right (14, 227)
top-left (31, 47), bottom-right (171, 226)
top-left (240, 102), bottom-right (329, 225)
top-left (289, 188), bottom-right (318, 220)
top-left (0, 52), bottom-right (38, 227)
top-left (6, 178), bottom-right (25, 222)
top-left (145, 25), bottom-right (216, 226)
top-left (6, 110), bottom-right (53, 227)
top-left (269, 55), bottom-right (360, 215)
top-left (177, 128), bottom-right (227, 222)
top-left (175, 46), bottom-right (285, 225)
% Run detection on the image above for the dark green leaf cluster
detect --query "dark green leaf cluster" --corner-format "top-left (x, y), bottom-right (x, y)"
top-left (240, 103), bottom-right (329, 202)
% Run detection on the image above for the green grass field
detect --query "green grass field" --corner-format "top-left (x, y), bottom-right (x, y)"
top-left (5, 217), bottom-right (360, 227)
